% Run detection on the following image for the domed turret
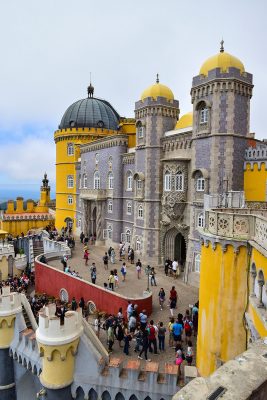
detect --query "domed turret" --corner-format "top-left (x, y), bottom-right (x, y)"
top-left (59, 85), bottom-right (120, 131)
top-left (175, 112), bottom-right (193, 130)
top-left (199, 40), bottom-right (245, 76)
top-left (141, 74), bottom-right (174, 102)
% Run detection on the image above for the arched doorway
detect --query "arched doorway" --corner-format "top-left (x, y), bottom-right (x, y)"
top-left (64, 217), bottom-right (73, 230)
top-left (174, 232), bottom-right (186, 267)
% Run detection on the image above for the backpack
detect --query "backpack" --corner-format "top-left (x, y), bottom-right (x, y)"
top-left (184, 321), bottom-right (192, 334)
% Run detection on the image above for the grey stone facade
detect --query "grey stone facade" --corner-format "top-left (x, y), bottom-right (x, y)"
top-left (75, 59), bottom-right (253, 286)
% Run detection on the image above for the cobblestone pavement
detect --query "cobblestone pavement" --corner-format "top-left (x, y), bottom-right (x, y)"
top-left (49, 240), bottom-right (199, 372)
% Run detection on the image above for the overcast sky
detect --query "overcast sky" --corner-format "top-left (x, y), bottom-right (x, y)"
top-left (0, 0), bottom-right (266, 187)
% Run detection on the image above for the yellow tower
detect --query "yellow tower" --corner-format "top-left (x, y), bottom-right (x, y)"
top-left (0, 286), bottom-right (22, 398)
top-left (36, 304), bottom-right (83, 395)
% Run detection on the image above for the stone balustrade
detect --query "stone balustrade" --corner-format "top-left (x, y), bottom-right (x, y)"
top-left (80, 188), bottom-right (107, 200)
top-left (42, 237), bottom-right (71, 258)
top-left (0, 287), bottom-right (22, 316)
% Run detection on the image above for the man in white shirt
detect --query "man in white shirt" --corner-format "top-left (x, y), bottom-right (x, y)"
top-left (172, 260), bottom-right (178, 277)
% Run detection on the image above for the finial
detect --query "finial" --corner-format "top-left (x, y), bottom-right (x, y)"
top-left (220, 39), bottom-right (224, 53)
top-left (87, 73), bottom-right (94, 98)
top-left (156, 73), bottom-right (159, 83)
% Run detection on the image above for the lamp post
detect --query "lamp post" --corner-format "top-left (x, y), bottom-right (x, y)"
top-left (145, 265), bottom-right (151, 292)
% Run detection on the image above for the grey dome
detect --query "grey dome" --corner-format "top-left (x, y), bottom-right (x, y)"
top-left (59, 97), bottom-right (120, 130)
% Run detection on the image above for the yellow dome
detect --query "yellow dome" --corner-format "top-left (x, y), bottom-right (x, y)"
top-left (141, 75), bottom-right (174, 101)
top-left (175, 112), bottom-right (193, 130)
top-left (199, 41), bottom-right (245, 76)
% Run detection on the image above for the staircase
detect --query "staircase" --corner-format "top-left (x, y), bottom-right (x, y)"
top-left (22, 304), bottom-right (33, 330)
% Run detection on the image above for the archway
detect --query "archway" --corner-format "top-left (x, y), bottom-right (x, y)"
top-left (64, 217), bottom-right (73, 230)
top-left (174, 232), bottom-right (186, 267)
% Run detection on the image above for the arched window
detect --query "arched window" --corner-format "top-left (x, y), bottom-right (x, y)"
top-left (164, 171), bottom-right (171, 191)
top-left (125, 229), bottom-right (131, 243)
top-left (126, 171), bottom-right (133, 191)
top-left (200, 107), bottom-right (208, 124)
top-left (136, 239), bottom-right (141, 251)
top-left (127, 201), bottom-right (132, 215)
top-left (138, 205), bottom-right (144, 219)
top-left (95, 153), bottom-right (99, 164)
top-left (197, 212), bottom-right (204, 228)
top-left (94, 171), bottom-right (100, 189)
top-left (67, 143), bottom-right (74, 156)
top-left (83, 174), bottom-right (87, 188)
top-left (175, 172), bottom-right (184, 191)
top-left (108, 172), bottom-right (114, 189)
top-left (107, 200), bottom-right (113, 213)
top-left (67, 175), bottom-right (74, 188)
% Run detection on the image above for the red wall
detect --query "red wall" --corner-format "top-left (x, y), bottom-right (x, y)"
top-left (35, 260), bottom-right (152, 316)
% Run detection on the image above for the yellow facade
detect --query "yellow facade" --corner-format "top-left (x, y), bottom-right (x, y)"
top-left (197, 242), bottom-right (248, 377)
top-left (244, 162), bottom-right (267, 202)
top-left (0, 315), bottom-right (16, 349)
top-left (38, 338), bottom-right (79, 389)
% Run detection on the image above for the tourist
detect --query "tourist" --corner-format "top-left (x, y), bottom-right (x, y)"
top-left (121, 244), bottom-right (126, 260)
top-left (130, 248), bottom-right (135, 264)
top-left (103, 252), bottom-right (109, 270)
top-left (172, 259), bottom-right (178, 278)
top-left (107, 323), bottom-right (115, 353)
top-left (80, 231), bottom-right (85, 243)
top-left (138, 329), bottom-right (151, 362)
top-left (139, 310), bottom-right (148, 329)
top-left (136, 259), bottom-right (142, 279)
top-left (71, 297), bottom-right (77, 311)
top-left (91, 267), bottom-right (97, 284)
top-left (123, 323), bottom-right (131, 355)
top-left (158, 287), bottom-right (166, 310)
top-left (61, 254), bottom-right (68, 271)
top-left (128, 313), bottom-right (137, 333)
top-left (111, 248), bottom-right (116, 264)
top-left (175, 344), bottom-right (184, 375)
top-left (127, 301), bottom-right (133, 320)
top-left (117, 307), bottom-right (123, 322)
top-left (121, 262), bottom-right (127, 281)
top-left (115, 321), bottom-right (124, 348)
top-left (79, 297), bottom-right (85, 315)
top-left (150, 267), bottom-right (157, 286)
top-left (134, 324), bottom-right (142, 353)
top-left (184, 311), bottom-right (193, 344)
top-left (169, 286), bottom-right (178, 308)
top-left (84, 248), bottom-right (89, 266)
top-left (164, 258), bottom-right (170, 276)
top-left (108, 271), bottom-right (115, 291)
top-left (114, 270), bottom-right (119, 288)
top-left (168, 317), bottom-right (174, 347)
top-left (94, 315), bottom-right (101, 338)
top-left (172, 318), bottom-right (183, 346)
top-left (148, 320), bottom-right (158, 355)
top-left (192, 302), bottom-right (199, 336)
top-left (185, 340), bottom-right (193, 365)
top-left (158, 321), bottom-right (166, 352)
top-left (108, 246), bottom-right (112, 261)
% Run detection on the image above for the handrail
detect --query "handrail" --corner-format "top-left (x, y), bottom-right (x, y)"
top-left (82, 319), bottom-right (109, 362)
top-left (21, 293), bottom-right (38, 331)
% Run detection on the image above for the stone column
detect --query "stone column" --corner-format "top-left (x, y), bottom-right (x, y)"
top-left (95, 202), bottom-right (105, 245)
top-left (250, 269), bottom-right (257, 297)
top-left (258, 277), bottom-right (265, 308)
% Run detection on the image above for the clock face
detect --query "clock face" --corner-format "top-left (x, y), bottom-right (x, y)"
top-left (97, 120), bottom-right (104, 128)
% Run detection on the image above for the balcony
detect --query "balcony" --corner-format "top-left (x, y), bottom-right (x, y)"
top-left (80, 189), bottom-right (107, 201)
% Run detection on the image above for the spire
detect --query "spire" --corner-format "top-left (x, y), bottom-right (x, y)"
top-left (220, 39), bottom-right (224, 53)
top-left (156, 73), bottom-right (159, 83)
top-left (87, 73), bottom-right (94, 98)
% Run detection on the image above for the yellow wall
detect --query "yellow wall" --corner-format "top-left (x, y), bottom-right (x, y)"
top-left (38, 338), bottom-right (79, 389)
top-left (197, 242), bottom-right (248, 377)
top-left (244, 162), bottom-right (267, 202)
top-left (0, 316), bottom-right (16, 348)
top-left (248, 247), bottom-right (267, 337)
top-left (1, 219), bottom-right (50, 237)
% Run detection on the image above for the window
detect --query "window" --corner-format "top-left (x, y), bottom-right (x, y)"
top-left (67, 195), bottom-right (73, 205)
top-left (195, 254), bottom-right (201, 273)
top-left (127, 201), bottom-right (132, 215)
top-left (125, 229), bottom-right (131, 243)
top-left (126, 171), bottom-right (133, 191)
top-left (175, 173), bottom-right (184, 191)
top-left (67, 143), bottom-right (74, 156)
top-left (198, 212), bottom-right (204, 228)
top-left (107, 224), bottom-right (113, 240)
top-left (196, 177), bottom-right (205, 192)
top-left (67, 175), bottom-right (74, 188)
top-left (137, 126), bottom-right (144, 138)
top-left (200, 107), bottom-right (208, 124)
top-left (108, 200), bottom-right (113, 213)
top-left (78, 218), bottom-right (81, 228)
top-left (95, 153), bottom-right (99, 164)
top-left (136, 239), bottom-right (141, 251)
top-left (83, 174), bottom-right (87, 188)
top-left (164, 172), bottom-right (171, 191)
top-left (94, 171), bottom-right (100, 189)
top-left (138, 205), bottom-right (144, 219)
top-left (108, 172), bottom-right (114, 189)
top-left (137, 179), bottom-right (142, 189)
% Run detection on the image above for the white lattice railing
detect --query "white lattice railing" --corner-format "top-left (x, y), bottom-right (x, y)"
top-left (42, 237), bottom-right (71, 258)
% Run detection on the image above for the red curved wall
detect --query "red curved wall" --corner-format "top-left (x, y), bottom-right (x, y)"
top-left (35, 260), bottom-right (152, 316)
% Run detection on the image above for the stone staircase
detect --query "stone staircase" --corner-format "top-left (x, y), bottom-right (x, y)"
top-left (22, 304), bottom-right (32, 329)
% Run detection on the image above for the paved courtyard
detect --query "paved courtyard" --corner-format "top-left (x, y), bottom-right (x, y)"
top-left (49, 240), bottom-right (199, 373)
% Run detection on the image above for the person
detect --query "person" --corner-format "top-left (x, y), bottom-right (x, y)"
top-left (185, 340), bottom-right (193, 365)
top-left (94, 315), bottom-right (101, 338)
top-left (130, 248), bottom-right (135, 264)
top-left (115, 321), bottom-right (124, 348)
top-left (123, 323), bottom-right (131, 355)
top-left (164, 259), bottom-right (170, 276)
top-left (128, 313), bottom-right (137, 333)
top-left (127, 301), bottom-right (133, 320)
top-left (117, 307), bottom-right (123, 322)
top-left (108, 271), bottom-right (115, 291)
top-left (147, 320), bottom-right (158, 355)
top-left (168, 317), bottom-right (175, 347)
top-left (172, 259), bottom-right (178, 278)
top-left (103, 252), bottom-right (109, 270)
top-left (79, 297), bottom-right (85, 315)
top-left (114, 270), bottom-right (119, 288)
top-left (136, 259), bottom-right (142, 279)
top-left (71, 297), bottom-right (77, 311)
top-left (111, 248), bottom-right (116, 264)
top-left (121, 244), bottom-right (125, 260)
top-left (175, 345), bottom-right (184, 374)
top-left (107, 323), bottom-right (115, 353)
top-left (121, 262), bottom-right (127, 281)
top-left (192, 302), bottom-right (199, 336)
top-left (56, 302), bottom-right (67, 325)
top-left (150, 267), bottom-right (157, 286)
top-left (169, 286), bottom-right (178, 308)
top-left (172, 318), bottom-right (183, 346)
top-left (134, 324), bottom-right (143, 353)
top-left (61, 254), bottom-right (68, 271)
top-left (158, 321), bottom-right (166, 352)
top-left (84, 248), bottom-right (89, 266)
top-left (91, 267), bottom-right (97, 284)
top-left (39, 254), bottom-right (47, 264)
top-left (169, 298), bottom-right (176, 317)
top-left (108, 246), bottom-right (112, 261)
top-left (138, 328), bottom-right (151, 362)
top-left (80, 231), bottom-right (85, 243)
top-left (119, 242), bottom-right (123, 261)
top-left (184, 312), bottom-right (193, 344)
top-left (158, 288), bottom-right (165, 311)
top-left (139, 310), bottom-right (148, 329)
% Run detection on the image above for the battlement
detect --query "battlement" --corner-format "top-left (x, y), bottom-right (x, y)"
top-left (0, 243), bottom-right (15, 259)
top-left (0, 286), bottom-right (22, 317)
top-left (36, 304), bottom-right (83, 346)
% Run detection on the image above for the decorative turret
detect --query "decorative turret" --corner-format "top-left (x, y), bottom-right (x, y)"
top-left (36, 304), bottom-right (83, 399)
top-left (0, 286), bottom-right (22, 399)
top-left (39, 173), bottom-right (51, 207)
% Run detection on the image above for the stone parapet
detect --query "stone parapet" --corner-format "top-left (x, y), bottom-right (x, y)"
top-left (42, 237), bottom-right (71, 258)
top-left (14, 254), bottom-right (27, 271)
top-left (0, 287), bottom-right (22, 317)
top-left (0, 243), bottom-right (15, 259)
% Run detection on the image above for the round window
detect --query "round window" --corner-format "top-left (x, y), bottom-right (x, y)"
top-left (60, 288), bottom-right (69, 303)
